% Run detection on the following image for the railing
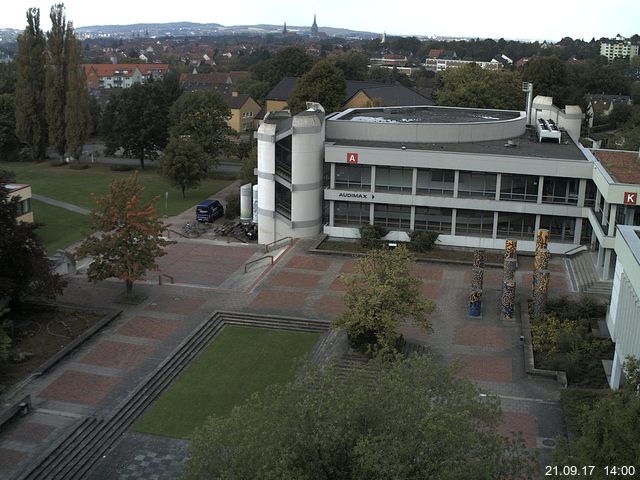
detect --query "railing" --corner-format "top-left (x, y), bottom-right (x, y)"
top-left (164, 228), bottom-right (188, 239)
top-left (264, 236), bottom-right (293, 253)
top-left (244, 255), bottom-right (273, 273)
top-left (564, 245), bottom-right (588, 257)
top-left (158, 274), bottom-right (174, 285)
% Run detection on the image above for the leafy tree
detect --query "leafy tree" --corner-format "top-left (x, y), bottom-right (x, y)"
top-left (553, 357), bottom-right (640, 477)
top-left (0, 308), bottom-right (11, 367)
top-left (333, 245), bottom-right (435, 353)
top-left (436, 64), bottom-right (523, 110)
top-left (168, 90), bottom-right (231, 161)
top-left (15, 8), bottom-right (47, 161)
top-left (237, 143), bottom-right (257, 185)
top-left (102, 80), bottom-right (175, 169)
top-left (0, 94), bottom-right (19, 161)
top-left (160, 136), bottom-right (210, 198)
top-left (523, 57), bottom-right (571, 106)
top-left (359, 223), bottom-right (388, 249)
top-left (0, 184), bottom-right (65, 304)
top-left (64, 25), bottom-right (90, 160)
top-left (288, 60), bottom-right (346, 114)
top-left (0, 62), bottom-right (17, 95)
top-left (76, 174), bottom-right (172, 295)
top-left (250, 46), bottom-right (314, 88)
top-left (182, 354), bottom-right (535, 480)
top-left (45, 4), bottom-right (68, 157)
top-left (408, 230), bottom-right (439, 253)
top-left (330, 51), bottom-right (370, 80)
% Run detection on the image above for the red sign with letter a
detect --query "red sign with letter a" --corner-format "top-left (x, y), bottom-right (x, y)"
top-left (624, 192), bottom-right (637, 205)
top-left (346, 152), bottom-right (358, 164)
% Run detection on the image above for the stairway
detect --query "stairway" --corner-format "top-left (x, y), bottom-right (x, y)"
top-left (568, 252), bottom-right (612, 297)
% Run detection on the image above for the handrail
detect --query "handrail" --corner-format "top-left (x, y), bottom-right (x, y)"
top-left (165, 228), bottom-right (188, 239)
top-left (564, 245), bottom-right (587, 257)
top-left (244, 255), bottom-right (273, 273)
top-left (158, 274), bottom-right (174, 285)
top-left (264, 236), bottom-right (293, 253)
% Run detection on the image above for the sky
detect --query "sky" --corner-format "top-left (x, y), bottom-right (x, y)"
top-left (3, 0), bottom-right (639, 41)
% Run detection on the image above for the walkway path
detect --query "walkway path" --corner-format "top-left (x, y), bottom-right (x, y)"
top-left (31, 194), bottom-right (90, 215)
top-left (0, 238), bottom-right (575, 479)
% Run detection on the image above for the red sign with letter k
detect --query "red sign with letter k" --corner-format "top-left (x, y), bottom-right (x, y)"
top-left (624, 192), bottom-right (637, 205)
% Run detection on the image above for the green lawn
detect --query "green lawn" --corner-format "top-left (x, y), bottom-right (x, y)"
top-left (133, 325), bottom-right (319, 439)
top-left (31, 199), bottom-right (91, 253)
top-left (1, 161), bottom-right (234, 215)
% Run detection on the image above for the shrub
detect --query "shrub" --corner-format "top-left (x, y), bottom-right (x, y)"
top-left (50, 159), bottom-right (67, 167)
top-left (109, 164), bottom-right (136, 172)
top-left (359, 224), bottom-right (388, 249)
top-left (224, 192), bottom-right (240, 219)
top-left (408, 231), bottom-right (439, 252)
top-left (69, 163), bottom-right (89, 170)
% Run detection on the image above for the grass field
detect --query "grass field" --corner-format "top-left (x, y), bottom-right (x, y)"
top-left (2, 161), bottom-right (234, 215)
top-left (133, 326), bottom-right (319, 439)
top-left (31, 200), bottom-right (91, 253)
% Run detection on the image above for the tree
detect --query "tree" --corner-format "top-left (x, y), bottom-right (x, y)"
top-left (64, 24), bottom-right (90, 160)
top-left (102, 80), bottom-right (175, 169)
top-left (0, 62), bottom-right (17, 95)
top-left (168, 90), bottom-right (231, 161)
top-left (0, 94), bottom-right (19, 161)
top-left (160, 136), bottom-right (210, 198)
top-left (553, 357), bottom-right (640, 478)
top-left (182, 355), bottom-right (535, 480)
top-left (523, 57), bottom-right (571, 106)
top-left (333, 245), bottom-right (435, 353)
top-left (436, 64), bottom-right (523, 110)
top-left (15, 8), bottom-right (47, 161)
top-left (237, 143), bottom-right (257, 185)
top-left (331, 51), bottom-right (370, 80)
top-left (0, 184), bottom-right (65, 304)
top-left (76, 174), bottom-right (172, 295)
top-left (288, 60), bottom-right (346, 114)
top-left (250, 46), bottom-right (314, 88)
top-left (45, 4), bottom-right (68, 157)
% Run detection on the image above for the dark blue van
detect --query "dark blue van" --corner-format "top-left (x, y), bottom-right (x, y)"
top-left (196, 199), bottom-right (224, 223)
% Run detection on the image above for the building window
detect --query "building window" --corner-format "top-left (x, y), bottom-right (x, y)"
top-left (17, 198), bottom-right (31, 216)
top-left (335, 164), bottom-right (371, 190)
top-left (542, 177), bottom-right (578, 205)
top-left (455, 209), bottom-right (494, 237)
top-left (373, 204), bottom-right (411, 230)
top-left (540, 215), bottom-right (576, 242)
top-left (496, 212), bottom-right (536, 239)
top-left (457, 171), bottom-right (497, 199)
top-left (416, 168), bottom-right (454, 196)
top-left (334, 201), bottom-right (369, 227)
top-left (375, 166), bottom-right (413, 193)
top-left (500, 174), bottom-right (539, 202)
top-left (584, 180), bottom-right (597, 207)
top-left (275, 182), bottom-right (291, 220)
top-left (414, 206), bottom-right (452, 234)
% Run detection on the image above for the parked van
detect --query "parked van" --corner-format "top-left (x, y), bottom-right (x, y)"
top-left (196, 199), bottom-right (224, 223)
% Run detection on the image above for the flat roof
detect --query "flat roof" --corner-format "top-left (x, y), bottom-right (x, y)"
top-left (334, 105), bottom-right (522, 124)
top-left (329, 128), bottom-right (587, 161)
top-left (591, 149), bottom-right (640, 184)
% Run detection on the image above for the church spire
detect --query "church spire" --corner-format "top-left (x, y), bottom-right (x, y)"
top-left (283, 21), bottom-right (287, 35)
top-left (311, 14), bottom-right (318, 35)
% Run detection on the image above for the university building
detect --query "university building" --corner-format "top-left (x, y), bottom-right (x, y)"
top-left (255, 98), bottom-right (640, 282)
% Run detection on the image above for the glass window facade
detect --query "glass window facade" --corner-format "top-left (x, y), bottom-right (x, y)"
top-left (414, 207), bottom-right (452, 234)
top-left (584, 180), bottom-right (597, 207)
top-left (335, 164), bottom-right (371, 190)
top-left (496, 212), bottom-right (536, 239)
top-left (275, 182), bottom-right (291, 220)
top-left (455, 209), bottom-right (494, 237)
top-left (334, 201), bottom-right (369, 227)
top-left (373, 204), bottom-right (411, 230)
top-left (457, 171), bottom-right (497, 199)
top-left (416, 168), bottom-right (454, 196)
top-left (500, 174), bottom-right (539, 202)
top-left (375, 166), bottom-right (413, 193)
top-left (540, 215), bottom-right (576, 242)
top-left (542, 177), bottom-right (578, 205)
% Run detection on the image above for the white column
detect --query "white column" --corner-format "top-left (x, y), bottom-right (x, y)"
top-left (453, 170), bottom-right (460, 198)
top-left (370, 165), bottom-right (376, 193)
top-left (492, 211), bottom-right (498, 239)
top-left (329, 200), bottom-right (335, 227)
top-left (610, 349), bottom-right (622, 390)
top-left (577, 179), bottom-right (586, 207)
top-left (537, 176), bottom-right (544, 203)
top-left (603, 249), bottom-right (612, 280)
top-left (411, 168), bottom-right (417, 196)
top-left (330, 163), bottom-right (336, 189)
top-left (608, 204), bottom-right (618, 237)
top-left (574, 218), bottom-right (583, 244)
top-left (495, 173), bottom-right (502, 201)
top-left (451, 209), bottom-right (457, 236)
top-left (410, 206), bottom-right (415, 230)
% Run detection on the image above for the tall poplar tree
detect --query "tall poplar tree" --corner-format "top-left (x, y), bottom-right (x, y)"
top-left (15, 8), bottom-right (47, 161)
top-left (64, 24), bottom-right (89, 159)
top-left (45, 4), bottom-right (68, 157)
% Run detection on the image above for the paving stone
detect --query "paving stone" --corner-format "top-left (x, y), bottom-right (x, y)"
top-left (144, 295), bottom-right (206, 316)
top-left (454, 325), bottom-right (508, 348)
top-left (38, 370), bottom-right (121, 406)
top-left (3, 422), bottom-right (56, 444)
top-left (248, 290), bottom-right (307, 314)
top-left (285, 255), bottom-right (332, 271)
top-left (315, 294), bottom-right (346, 318)
top-left (498, 411), bottom-right (537, 450)
top-left (116, 316), bottom-right (181, 341)
top-left (454, 354), bottom-right (513, 383)
top-left (270, 271), bottom-right (322, 288)
top-left (80, 340), bottom-right (154, 370)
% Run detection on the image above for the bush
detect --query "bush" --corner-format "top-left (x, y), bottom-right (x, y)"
top-left (109, 164), bottom-right (136, 172)
top-left (408, 231), bottom-right (439, 253)
top-left (359, 224), bottom-right (388, 249)
top-left (69, 163), bottom-right (89, 170)
top-left (224, 192), bottom-right (240, 219)
top-left (50, 159), bottom-right (67, 167)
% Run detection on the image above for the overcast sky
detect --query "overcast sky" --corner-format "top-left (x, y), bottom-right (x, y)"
top-left (3, 0), bottom-right (639, 41)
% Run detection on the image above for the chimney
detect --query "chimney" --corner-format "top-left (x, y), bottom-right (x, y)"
top-left (232, 90), bottom-right (239, 97)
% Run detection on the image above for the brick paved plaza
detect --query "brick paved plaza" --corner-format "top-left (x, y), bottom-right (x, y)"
top-left (0, 237), bottom-right (573, 479)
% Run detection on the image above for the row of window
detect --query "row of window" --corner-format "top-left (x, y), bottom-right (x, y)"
top-left (333, 202), bottom-right (578, 242)
top-left (334, 165), bottom-right (583, 205)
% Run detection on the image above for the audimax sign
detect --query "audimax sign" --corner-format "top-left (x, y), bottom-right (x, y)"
top-left (337, 192), bottom-right (371, 199)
